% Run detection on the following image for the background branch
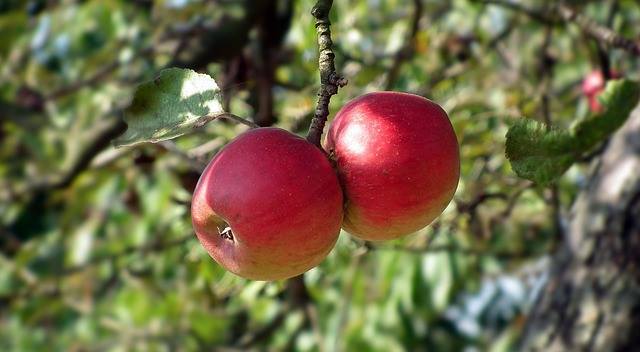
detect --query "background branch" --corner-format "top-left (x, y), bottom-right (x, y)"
top-left (556, 4), bottom-right (640, 56)
top-left (479, 0), bottom-right (640, 57)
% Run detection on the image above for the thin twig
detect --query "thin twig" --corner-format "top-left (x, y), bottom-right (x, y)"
top-left (306, 0), bottom-right (347, 148)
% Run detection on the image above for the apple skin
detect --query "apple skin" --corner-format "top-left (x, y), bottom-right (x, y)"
top-left (191, 127), bottom-right (343, 280)
top-left (325, 92), bottom-right (460, 241)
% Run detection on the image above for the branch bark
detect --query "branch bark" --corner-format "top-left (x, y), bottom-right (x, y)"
top-left (306, 0), bottom-right (347, 148)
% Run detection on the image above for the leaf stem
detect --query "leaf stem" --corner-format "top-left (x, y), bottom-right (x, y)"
top-left (196, 113), bottom-right (259, 129)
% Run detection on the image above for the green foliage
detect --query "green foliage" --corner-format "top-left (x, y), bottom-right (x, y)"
top-left (506, 79), bottom-right (640, 185)
top-left (0, 11), bottom-right (26, 56)
top-left (1, 0), bottom-right (640, 351)
top-left (114, 68), bottom-right (225, 147)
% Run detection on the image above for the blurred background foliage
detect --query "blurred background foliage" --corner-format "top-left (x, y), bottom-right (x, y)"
top-left (1, 0), bottom-right (639, 351)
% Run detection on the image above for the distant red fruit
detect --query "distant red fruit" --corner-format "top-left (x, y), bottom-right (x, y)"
top-left (581, 71), bottom-right (605, 97)
top-left (581, 70), bottom-right (621, 112)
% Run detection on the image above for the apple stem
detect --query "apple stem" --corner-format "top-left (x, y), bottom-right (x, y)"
top-left (306, 0), bottom-right (347, 149)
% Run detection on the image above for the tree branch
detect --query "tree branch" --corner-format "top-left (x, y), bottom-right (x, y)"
top-left (479, 0), bottom-right (640, 56)
top-left (556, 3), bottom-right (640, 56)
top-left (306, 0), bottom-right (347, 148)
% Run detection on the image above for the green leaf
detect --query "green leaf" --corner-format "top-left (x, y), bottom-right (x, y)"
top-left (506, 79), bottom-right (640, 185)
top-left (505, 119), bottom-right (576, 186)
top-left (113, 68), bottom-right (224, 147)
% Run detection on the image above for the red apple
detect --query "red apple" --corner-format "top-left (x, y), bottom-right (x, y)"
top-left (191, 127), bottom-right (343, 280)
top-left (325, 92), bottom-right (459, 241)
top-left (581, 70), bottom-right (620, 112)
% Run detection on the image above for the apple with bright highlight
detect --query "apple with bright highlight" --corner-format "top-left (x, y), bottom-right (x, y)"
top-left (326, 92), bottom-right (460, 241)
top-left (191, 127), bottom-right (343, 280)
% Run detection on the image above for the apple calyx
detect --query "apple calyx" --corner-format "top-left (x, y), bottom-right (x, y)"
top-left (218, 226), bottom-right (234, 241)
